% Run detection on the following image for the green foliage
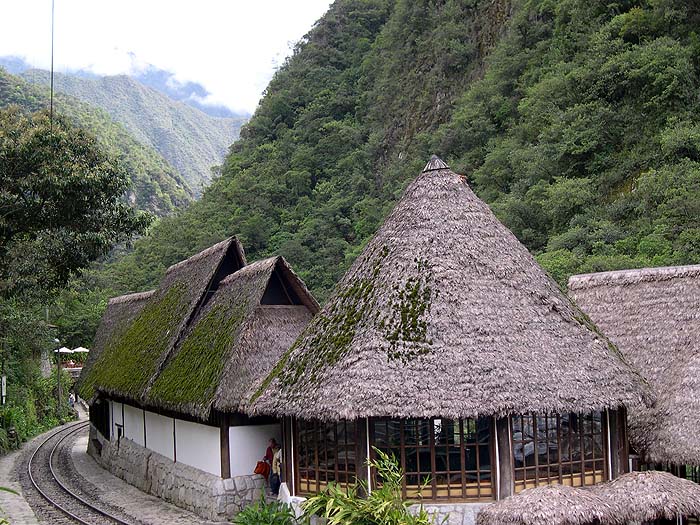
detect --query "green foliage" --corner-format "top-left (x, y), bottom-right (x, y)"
top-left (233, 497), bottom-right (296, 525)
top-left (19, 69), bottom-right (245, 196)
top-left (62, 0), bottom-right (700, 347)
top-left (79, 283), bottom-right (188, 400)
top-left (0, 67), bottom-right (192, 216)
top-left (0, 106), bottom-right (152, 297)
top-left (302, 448), bottom-right (439, 525)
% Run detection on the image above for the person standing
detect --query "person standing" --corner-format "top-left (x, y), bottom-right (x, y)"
top-left (270, 442), bottom-right (282, 496)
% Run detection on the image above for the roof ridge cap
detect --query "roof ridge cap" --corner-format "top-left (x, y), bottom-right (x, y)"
top-left (422, 155), bottom-right (449, 172)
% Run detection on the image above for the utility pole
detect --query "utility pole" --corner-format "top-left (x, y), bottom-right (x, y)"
top-left (56, 346), bottom-right (61, 421)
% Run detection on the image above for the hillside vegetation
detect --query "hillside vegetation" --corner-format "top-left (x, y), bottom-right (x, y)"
top-left (21, 69), bottom-right (246, 195)
top-left (0, 68), bottom-right (191, 215)
top-left (61, 0), bottom-right (700, 342)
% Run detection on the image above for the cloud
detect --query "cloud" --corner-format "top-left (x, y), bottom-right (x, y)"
top-left (0, 0), bottom-right (332, 114)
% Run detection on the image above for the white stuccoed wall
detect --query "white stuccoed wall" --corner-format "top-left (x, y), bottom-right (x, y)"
top-left (123, 404), bottom-right (145, 446)
top-left (229, 423), bottom-right (282, 477)
top-left (145, 411), bottom-right (175, 460)
top-left (175, 419), bottom-right (221, 476)
top-left (110, 401), bottom-right (124, 440)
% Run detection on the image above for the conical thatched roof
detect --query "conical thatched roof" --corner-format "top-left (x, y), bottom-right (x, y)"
top-left (591, 471), bottom-right (700, 522)
top-left (476, 485), bottom-right (619, 525)
top-left (76, 290), bottom-right (154, 397)
top-left (250, 157), bottom-right (649, 420)
top-left (569, 265), bottom-right (700, 465)
top-left (144, 256), bottom-right (318, 419)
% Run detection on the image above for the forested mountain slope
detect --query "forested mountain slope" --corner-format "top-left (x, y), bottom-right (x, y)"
top-left (20, 70), bottom-right (246, 195)
top-left (0, 67), bottom-right (191, 215)
top-left (67, 0), bottom-right (700, 336)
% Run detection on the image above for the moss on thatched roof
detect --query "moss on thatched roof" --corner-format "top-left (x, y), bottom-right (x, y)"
top-left (80, 237), bottom-right (245, 404)
top-left (145, 256), bottom-right (316, 419)
top-left (81, 238), bottom-right (317, 420)
top-left (77, 290), bottom-right (154, 399)
top-left (569, 265), bottom-right (700, 465)
top-left (476, 485), bottom-right (618, 525)
top-left (251, 156), bottom-right (649, 421)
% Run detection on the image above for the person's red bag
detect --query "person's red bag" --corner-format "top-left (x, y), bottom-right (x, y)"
top-left (254, 460), bottom-right (270, 480)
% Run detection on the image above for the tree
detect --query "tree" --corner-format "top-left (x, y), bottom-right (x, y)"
top-left (0, 106), bottom-right (152, 298)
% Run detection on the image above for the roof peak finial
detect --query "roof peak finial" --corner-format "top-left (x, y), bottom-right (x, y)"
top-left (423, 155), bottom-right (449, 173)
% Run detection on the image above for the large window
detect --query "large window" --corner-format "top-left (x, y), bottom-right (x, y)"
top-left (295, 419), bottom-right (359, 495)
top-left (511, 412), bottom-right (606, 492)
top-left (371, 418), bottom-right (494, 501)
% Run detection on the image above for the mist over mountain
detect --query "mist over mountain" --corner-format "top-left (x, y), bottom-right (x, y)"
top-left (0, 56), bottom-right (248, 119)
top-left (0, 67), bottom-right (192, 215)
top-left (19, 68), bottom-right (245, 195)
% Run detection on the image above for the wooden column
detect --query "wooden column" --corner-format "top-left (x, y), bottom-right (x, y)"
top-left (356, 418), bottom-right (370, 496)
top-left (220, 413), bottom-right (231, 479)
top-left (496, 417), bottom-right (514, 499)
top-left (607, 408), bottom-right (630, 478)
top-left (283, 417), bottom-right (295, 494)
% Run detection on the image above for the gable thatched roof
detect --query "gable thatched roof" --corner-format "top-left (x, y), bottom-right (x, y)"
top-left (76, 290), bottom-right (154, 395)
top-left (591, 471), bottom-right (700, 522)
top-left (476, 485), bottom-right (619, 525)
top-left (250, 156), bottom-right (649, 421)
top-left (79, 237), bottom-right (246, 402)
top-left (144, 256), bottom-right (317, 419)
top-left (569, 265), bottom-right (700, 465)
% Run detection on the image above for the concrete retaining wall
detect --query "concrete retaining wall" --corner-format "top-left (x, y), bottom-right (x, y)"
top-left (88, 424), bottom-right (265, 520)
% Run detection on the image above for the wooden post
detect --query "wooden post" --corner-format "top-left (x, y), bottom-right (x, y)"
top-left (283, 417), bottom-right (294, 494)
top-left (356, 418), bottom-right (369, 496)
top-left (496, 417), bottom-right (514, 499)
top-left (220, 413), bottom-right (231, 479)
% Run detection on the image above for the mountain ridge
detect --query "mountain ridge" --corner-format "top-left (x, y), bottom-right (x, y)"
top-left (0, 67), bottom-right (192, 216)
top-left (19, 68), bottom-right (246, 195)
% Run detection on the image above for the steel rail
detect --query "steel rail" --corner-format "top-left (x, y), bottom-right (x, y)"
top-left (27, 421), bottom-right (132, 525)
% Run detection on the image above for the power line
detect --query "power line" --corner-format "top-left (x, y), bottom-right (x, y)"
top-left (50, 0), bottom-right (55, 129)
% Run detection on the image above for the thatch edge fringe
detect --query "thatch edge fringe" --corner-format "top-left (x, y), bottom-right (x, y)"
top-left (569, 264), bottom-right (700, 290)
top-left (108, 290), bottom-right (155, 305)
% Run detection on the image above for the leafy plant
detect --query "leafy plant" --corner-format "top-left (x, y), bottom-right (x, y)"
top-left (302, 448), bottom-right (441, 525)
top-left (232, 497), bottom-right (296, 525)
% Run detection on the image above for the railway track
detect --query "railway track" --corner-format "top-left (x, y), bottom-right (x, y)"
top-left (24, 421), bottom-right (134, 525)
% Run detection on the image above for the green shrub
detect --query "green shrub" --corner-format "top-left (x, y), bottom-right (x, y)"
top-left (232, 497), bottom-right (296, 525)
top-left (302, 448), bottom-right (442, 525)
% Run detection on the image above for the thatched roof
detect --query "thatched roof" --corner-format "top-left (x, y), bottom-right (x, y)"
top-left (76, 290), bottom-right (154, 395)
top-left (591, 471), bottom-right (700, 522)
top-left (250, 156), bottom-right (649, 420)
top-left (478, 471), bottom-right (700, 525)
top-left (144, 256), bottom-right (317, 419)
top-left (79, 237), bottom-right (246, 402)
top-left (569, 265), bottom-right (700, 465)
top-left (476, 485), bottom-right (619, 525)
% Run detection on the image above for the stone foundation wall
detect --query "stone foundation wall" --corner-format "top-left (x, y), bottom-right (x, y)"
top-left (413, 502), bottom-right (488, 525)
top-left (88, 424), bottom-right (265, 520)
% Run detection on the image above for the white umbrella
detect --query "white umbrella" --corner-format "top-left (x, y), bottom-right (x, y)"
top-left (54, 347), bottom-right (73, 353)
top-left (72, 347), bottom-right (90, 353)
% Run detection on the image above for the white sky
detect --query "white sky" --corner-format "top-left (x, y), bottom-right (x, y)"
top-left (0, 1), bottom-right (333, 114)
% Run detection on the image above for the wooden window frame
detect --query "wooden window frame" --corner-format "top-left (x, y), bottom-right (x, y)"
top-left (511, 412), bottom-right (608, 493)
top-left (369, 417), bottom-right (495, 502)
top-left (294, 419), bottom-right (361, 496)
